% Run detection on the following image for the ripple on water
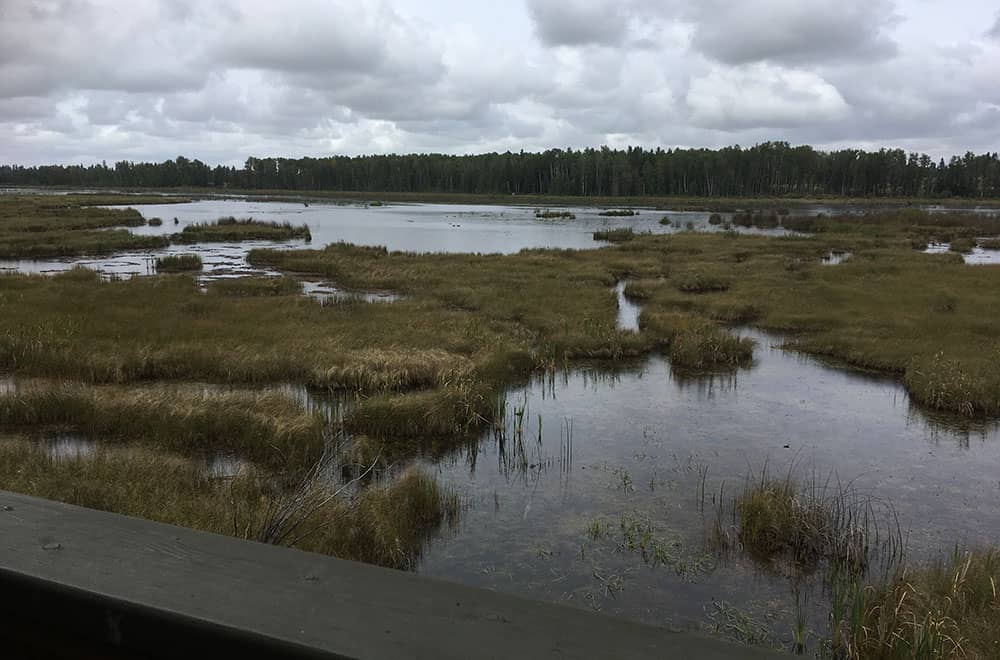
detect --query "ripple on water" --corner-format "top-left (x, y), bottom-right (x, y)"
top-left (415, 327), bottom-right (1000, 632)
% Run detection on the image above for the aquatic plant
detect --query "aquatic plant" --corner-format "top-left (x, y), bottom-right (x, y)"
top-left (714, 466), bottom-right (904, 577)
top-left (173, 217), bottom-right (312, 243)
top-left (155, 254), bottom-right (202, 272)
top-left (535, 210), bottom-right (576, 219)
top-left (593, 228), bottom-right (635, 242)
top-left (829, 548), bottom-right (1000, 659)
top-left (948, 238), bottom-right (976, 254)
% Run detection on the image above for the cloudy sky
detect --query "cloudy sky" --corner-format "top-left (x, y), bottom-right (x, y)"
top-left (2, 0), bottom-right (999, 165)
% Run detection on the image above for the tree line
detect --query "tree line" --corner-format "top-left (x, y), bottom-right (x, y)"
top-left (3, 143), bottom-right (1000, 198)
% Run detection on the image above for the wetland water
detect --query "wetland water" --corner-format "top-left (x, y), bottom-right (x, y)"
top-left (3, 198), bottom-right (1000, 645)
top-left (417, 327), bottom-right (1000, 636)
top-left (0, 199), bottom-right (796, 282)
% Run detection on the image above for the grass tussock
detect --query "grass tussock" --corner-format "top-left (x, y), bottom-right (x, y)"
top-left (948, 238), bottom-right (976, 254)
top-left (0, 384), bottom-right (325, 467)
top-left (593, 227), bottom-right (636, 242)
top-left (0, 194), bottom-right (169, 258)
top-left (832, 549), bottom-right (1000, 659)
top-left (598, 209), bottom-right (637, 217)
top-left (674, 268), bottom-right (732, 293)
top-left (904, 352), bottom-right (1000, 417)
top-left (715, 467), bottom-right (903, 577)
top-left (0, 437), bottom-right (457, 570)
top-left (535, 210), bottom-right (575, 219)
top-left (311, 467), bottom-right (460, 568)
top-left (156, 254), bottom-right (202, 272)
top-left (641, 312), bottom-right (754, 369)
top-left (978, 238), bottom-right (1000, 250)
top-left (206, 276), bottom-right (303, 297)
top-left (345, 381), bottom-right (498, 447)
top-left (174, 217), bottom-right (312, 243)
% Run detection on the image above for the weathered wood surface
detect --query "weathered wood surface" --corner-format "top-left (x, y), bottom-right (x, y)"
top-left (0, 490), bottom-right (785, 659)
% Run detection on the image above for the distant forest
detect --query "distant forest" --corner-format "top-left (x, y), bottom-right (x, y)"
top-left (4, 143), bottom-right (1000, 198)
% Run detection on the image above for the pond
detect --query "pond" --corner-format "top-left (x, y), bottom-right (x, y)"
top-left (413, 326), bottom-right (1000, 643)
top-left (0, 200), bottom-right (796, 283)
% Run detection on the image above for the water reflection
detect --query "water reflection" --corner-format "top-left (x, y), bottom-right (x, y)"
top-left (614, 281), bottom-right (641, 331)
top-left (416, 327), bottom-right (1000, 631)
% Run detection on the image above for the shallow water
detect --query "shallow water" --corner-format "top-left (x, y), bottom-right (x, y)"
top-left (614, 281), bottom-right (642, 332)
top-left (0, 200), bottom-right (798, 282)
top-left (414, 327), bottom-right (1000, 640)
top-left (924, 242), bottom-right (1000, 265)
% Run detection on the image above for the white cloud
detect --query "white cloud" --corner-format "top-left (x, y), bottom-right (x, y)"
top-left (687, 64), bottom-right (850, 129)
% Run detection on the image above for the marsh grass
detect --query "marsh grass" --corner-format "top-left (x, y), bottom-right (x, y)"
top-left (206, 275), bottom-right (303, 297)
top-left (948, 238), bottom-right (976, 254)
top-left (599, 209), bottom-right (637, 217)
top-left (535, 210), bottom-right (575, 219)
top-left (826, 549), bottom-right (1000, 659)
top-left (978, 238), bottom-right (1000, 250)
top-left (0, 194), bottom-right (170, 258)
top-left (0, 383), bottom-right (326, 468)
top-left (174, 217), bottom-right (312, 243)
top-left (156, 254), bottom-right (202, 272)
top-left (712, 466), bottom-right (904, 581)
top-left (0, 436), bottom-right (458, 570)
top-left (674, 268), bottom-right (732, 293)
top-left (344, 380), bottom-right (498, 448)
top-left (593, 227), bottom-right (636, 242)
top-left (640, 312), bottom-right (755, 369)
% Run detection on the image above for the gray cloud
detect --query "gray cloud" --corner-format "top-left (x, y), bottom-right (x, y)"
top-left (686, 0), bottom-right (898, 64)
top-left (526, 0), bottom-right (629, 47)
top-left (1, 0), bottom-right (999, 166)
top-left (989, 12), bottom-right (1000, 39)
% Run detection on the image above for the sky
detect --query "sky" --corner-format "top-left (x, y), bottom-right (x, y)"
top-left (1, 0), bottom-right (999, 166)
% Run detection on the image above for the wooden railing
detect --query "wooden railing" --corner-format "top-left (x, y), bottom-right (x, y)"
top-left (0, 490), bottom-right (783, 659)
